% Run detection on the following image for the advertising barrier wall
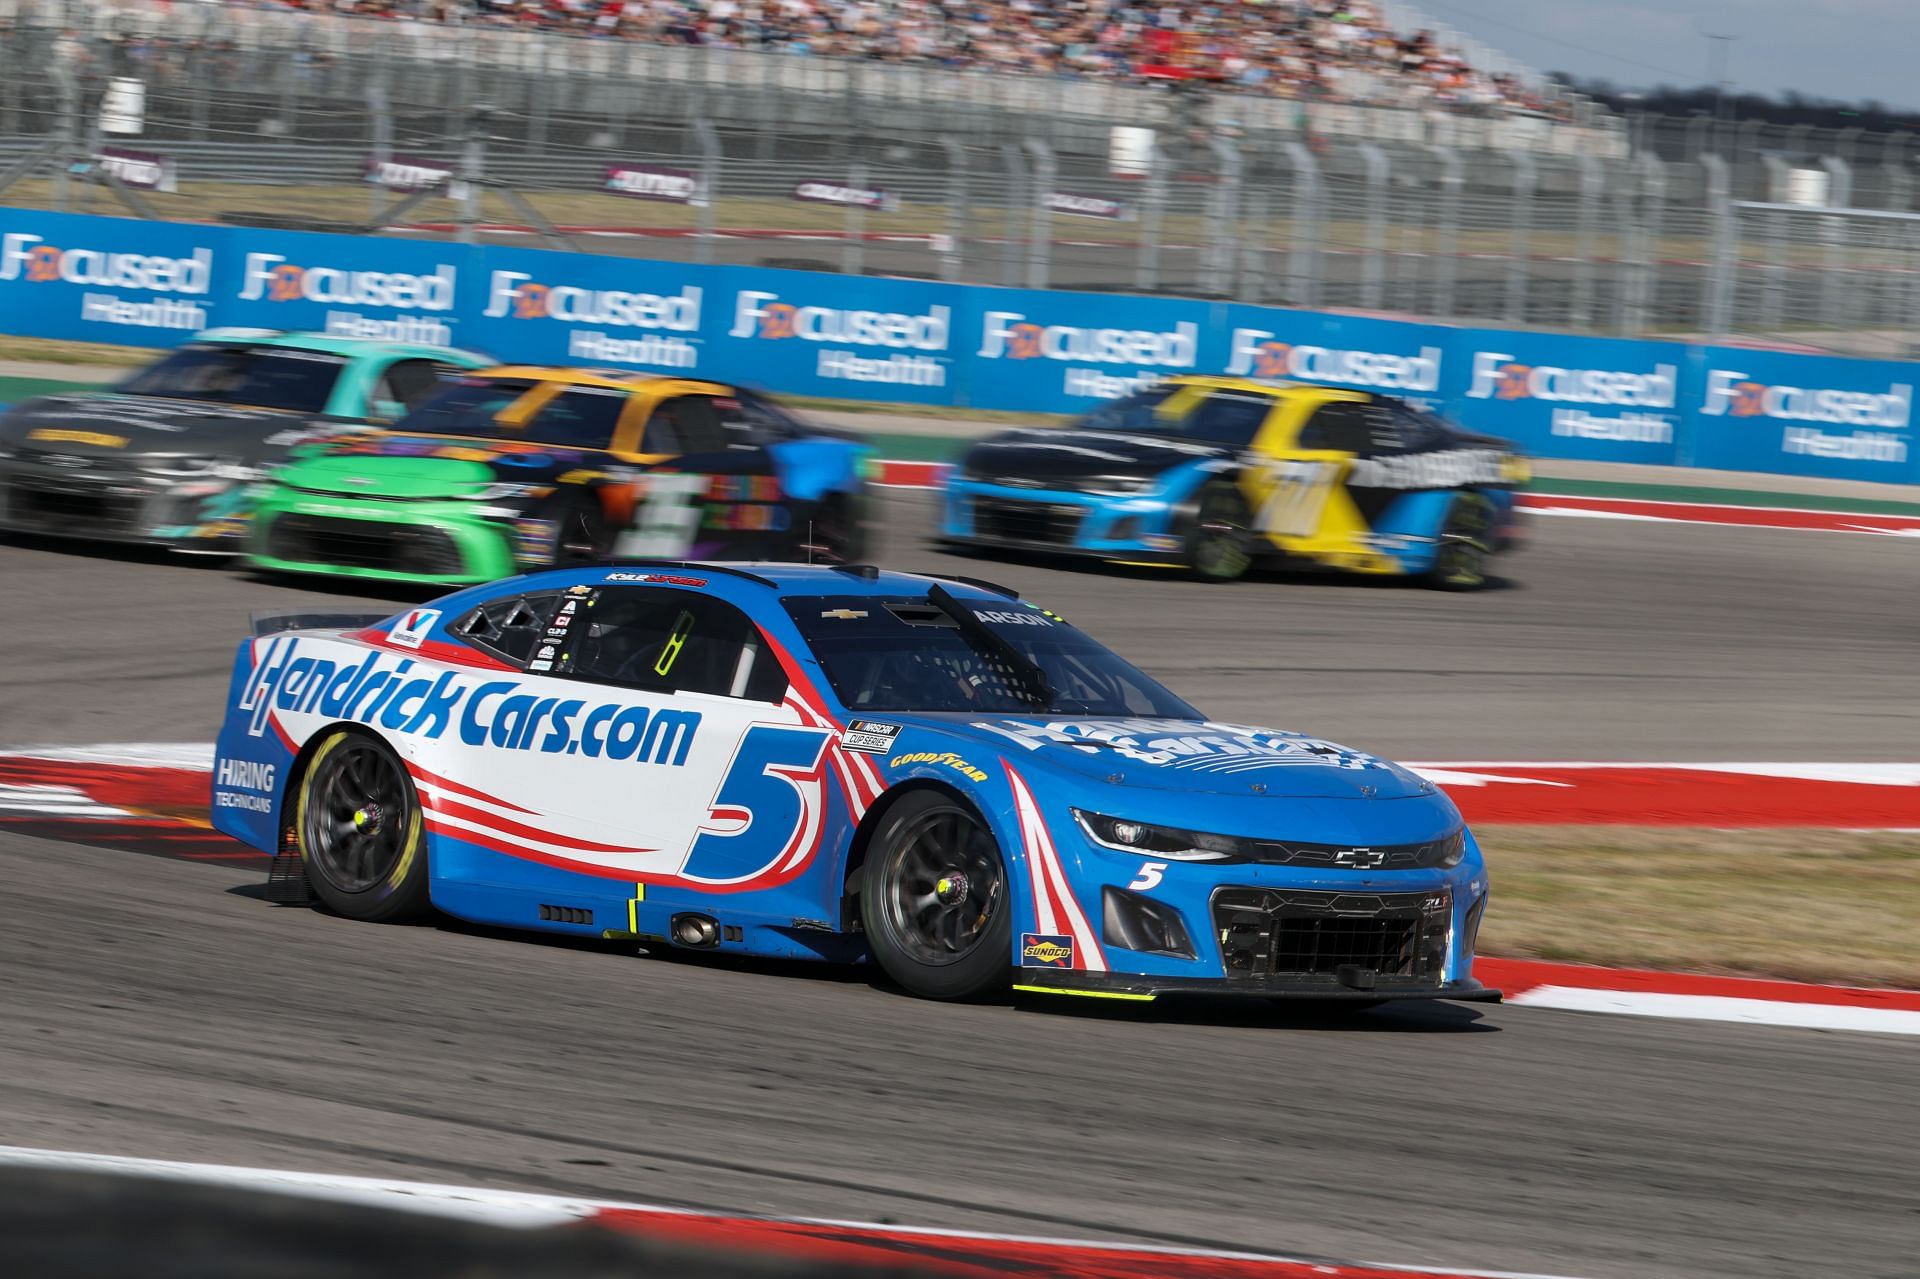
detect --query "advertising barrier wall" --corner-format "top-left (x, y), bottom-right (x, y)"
top-left (2, 209), bottom-right (1914, 485)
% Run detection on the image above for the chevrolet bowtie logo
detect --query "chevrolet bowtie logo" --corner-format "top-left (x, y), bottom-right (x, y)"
top-left (1333, 847), bottom-right (1386, 869)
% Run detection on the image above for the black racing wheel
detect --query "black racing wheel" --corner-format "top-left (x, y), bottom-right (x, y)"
top-left (1186, 481), bottom-right (1255, 583)
top-left (861, 791), bottom-right (1012, 1000)
top-left (296, 728), bottom-right (431, 922)
top-left (1426, 493), bottom-right (1496, 591)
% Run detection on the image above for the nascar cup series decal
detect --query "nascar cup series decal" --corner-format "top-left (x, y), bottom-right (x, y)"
top-left (233, 636), bottom-right (831, 888)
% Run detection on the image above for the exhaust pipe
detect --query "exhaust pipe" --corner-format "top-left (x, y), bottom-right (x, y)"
top-left (670, 913), bottom-right (721, 949)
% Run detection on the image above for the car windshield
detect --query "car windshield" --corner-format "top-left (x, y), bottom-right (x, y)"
top-left (785, 593), bottom-right (1200, 716)
top-left (392, 378), bottom-right (536, 438)
top-left (116, 344), bottom-right (346, 415)
top-left (1070, 385), bottom-right (1181, 435)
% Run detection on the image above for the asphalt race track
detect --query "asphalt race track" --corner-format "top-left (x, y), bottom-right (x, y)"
top-left (1, 492), bottom-right (1916, 1279)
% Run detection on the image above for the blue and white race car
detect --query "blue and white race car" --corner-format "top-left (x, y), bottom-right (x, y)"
top-left (210, 563), bottom-right (1497, 1004)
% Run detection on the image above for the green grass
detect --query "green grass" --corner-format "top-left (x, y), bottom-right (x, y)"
top-left (1476, 826), bottom-right (1920, 988)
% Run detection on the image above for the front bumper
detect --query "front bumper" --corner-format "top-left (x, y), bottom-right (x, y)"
top-left (248, 492), bottom-right (519, 585)
top-left (0, 460), bottom-right (251, 550)
top-left (941, 479), bottom-right (1189, 562)
top-left (1013, 969), bottom-right (1502, 1002)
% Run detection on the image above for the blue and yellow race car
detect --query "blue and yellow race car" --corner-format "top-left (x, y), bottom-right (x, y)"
top-left (941, 375), bottom-right (1529, 588)
top-left (210, 562), bottom-right (1497, 1005)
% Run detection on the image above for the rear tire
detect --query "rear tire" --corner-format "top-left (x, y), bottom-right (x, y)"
top-left (296, 729), bottom-right (431, 923)
top-left (861, 792), bottom-right (1012, 1001)
top-left (545, 493), bottom-right (610, 567)
top-left (1186, 482), bottom-right (1255, 583)
top-left (1425, 493), bottom-right (1495, 591)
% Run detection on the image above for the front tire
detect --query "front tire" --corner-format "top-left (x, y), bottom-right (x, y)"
top-left (296, 729), bottom-right (431, 922)
top-left (1186, 482), bottom-right (1255, 583)
top-left (861, 792), bottom-right (1012, 1000)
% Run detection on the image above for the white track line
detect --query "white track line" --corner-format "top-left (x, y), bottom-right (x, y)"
top-left (0, 1146), bottom-right (1596, 1279)
top-left (1507, 988), bottom-right (1920, 1037)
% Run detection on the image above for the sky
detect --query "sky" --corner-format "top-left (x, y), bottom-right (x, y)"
top-left (1412, 0), bottom-right (1920, 112)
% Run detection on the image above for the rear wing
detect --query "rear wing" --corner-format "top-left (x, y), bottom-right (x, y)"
top-left (250, 611), bottom-right (392, 637)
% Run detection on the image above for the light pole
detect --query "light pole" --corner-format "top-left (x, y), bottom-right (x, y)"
top-left (1702, 31), bottom-right (1737, 156)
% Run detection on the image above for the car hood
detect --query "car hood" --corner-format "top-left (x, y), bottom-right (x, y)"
top-left (274, 450), bottom-right (502, 500)
top-left (960, 428), bottom-right (1227, 487)
top-left (911, 715), bottom-right (1434, 800)
top-left (0, 393), bottom-right (326, 463)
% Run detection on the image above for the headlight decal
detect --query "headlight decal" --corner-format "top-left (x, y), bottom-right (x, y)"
top-left (1071, 809), bottom-right (1465, 869)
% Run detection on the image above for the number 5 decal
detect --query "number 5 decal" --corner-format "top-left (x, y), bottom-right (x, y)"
top-left (681, 724), bottom-right (832, 887)
top-left (1127, 862), bottom-right (1168, 892)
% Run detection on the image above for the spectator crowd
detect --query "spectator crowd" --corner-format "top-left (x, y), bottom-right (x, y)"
top-left (191, 0), bottom-right (1561, 114)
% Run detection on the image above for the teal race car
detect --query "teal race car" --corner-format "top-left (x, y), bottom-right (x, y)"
top-left (0, 330), bottom-right (491, 552)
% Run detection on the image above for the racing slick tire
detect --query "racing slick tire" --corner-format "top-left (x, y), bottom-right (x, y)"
top-left (860, 791), bottom-right (1013, 1001)
top-left (544, 493), bottom-right (612, 567)
top-left (1425, 493), bottom-right (1496, 591)
top-left (1185, 481), bottom-right (1256, 583)
top-left (296, 728), bottom-right (431, 923)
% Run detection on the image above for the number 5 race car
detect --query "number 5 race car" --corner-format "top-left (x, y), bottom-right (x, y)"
top-left (211, 563), bottom-right (1497, 1005)
top-left (941, 375), bottom-right (1529, 588)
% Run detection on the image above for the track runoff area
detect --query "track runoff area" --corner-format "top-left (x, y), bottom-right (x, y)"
top-left (1, 474), bottom-right (1915, 1279)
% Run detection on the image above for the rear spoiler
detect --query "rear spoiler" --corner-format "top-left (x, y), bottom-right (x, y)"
top-left (250, 611), bottom-right (393, 637)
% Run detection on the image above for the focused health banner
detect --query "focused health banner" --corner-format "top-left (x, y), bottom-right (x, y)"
top-left (1, 209), bottom-right (1913, 484)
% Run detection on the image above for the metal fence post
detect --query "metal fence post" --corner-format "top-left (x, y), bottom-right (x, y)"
top-left (1205, 134), bottom-right (1243, 298)
top-left (1133, 138), bottom-right (1167, 294)
top-left (999, 143), bottom-right (1026, 288)
top-left (368, 71), bottom-right (393, 225)
top-left (1701, 154), bottom-right (1735, 341)
top-left (1818, 156), bottom-right (1853, 332)
top-left (1280, 140), bottom-right (1322, 309)
top-left (1757, 154), bottom-right (1791, 332)
top-left (1022, 137), bottom-right (1055, 291)
top-left (843, 159), bottom-right (867, 277)
top-left (939, 137), bottom-right (968, 283)
top-left (693, 117), bottom-right (719, 265)
top-left (1424, 143), bottom-right (1463, 320)
top-left (50, 55), bottom-right (77, 212)
top-left (457, 109), bottom-right (485, 246)
top-left (1571, 152), bottom-right (1603, 330)
top-left (1357, 143), bottom-right (1389, 312)
top-left (1503, 149), bottom-right (1537, 324)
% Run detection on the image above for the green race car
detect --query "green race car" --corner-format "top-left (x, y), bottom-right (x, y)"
top-left (248, 366), bottom-right (870, 585)
top-left (0, 329), bottom-right (491, 552)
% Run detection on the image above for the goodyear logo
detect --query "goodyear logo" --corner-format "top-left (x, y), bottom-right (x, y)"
top-left (1021, 933), bottom-right (1076, 968)
top-left (888, 752), bottom-right (989, 783)
top-left (27, 428), bottom-right (126, 448)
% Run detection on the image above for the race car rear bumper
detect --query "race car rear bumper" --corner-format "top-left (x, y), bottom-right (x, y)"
top-left (1012, 970), bottom-right (1503, 1003)
top-left (0, 464), bottom-right (249, 552)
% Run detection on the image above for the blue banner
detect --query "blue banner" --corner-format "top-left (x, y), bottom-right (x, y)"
top-left (2, 209), bottom-right (1915, 485)
top-left (1441, 329), bottom-right (1688, 467)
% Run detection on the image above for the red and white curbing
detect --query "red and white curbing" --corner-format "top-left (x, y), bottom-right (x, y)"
top-left (4, 744), bottom-right (1918, 1036)
top-left (0, 1145), bottom-right (1594, 1279)
top-left (866, 459), bottom-right (1920, 537)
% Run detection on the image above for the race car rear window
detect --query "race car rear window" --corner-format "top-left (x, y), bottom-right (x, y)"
top-left (394, 378), bottom-right (537, 437)
top-left (525, 388), bottom-right (626, 450)
top-left (116, 344), bottom-right (346, 416)
top-left (785, 595), bottom-right (1198, 717)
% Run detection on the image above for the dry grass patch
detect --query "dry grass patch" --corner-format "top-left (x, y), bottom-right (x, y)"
top-left (0, 335), bottom-right (153, 367)
top-left (1476, 825), bottom-right (1920, 989)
